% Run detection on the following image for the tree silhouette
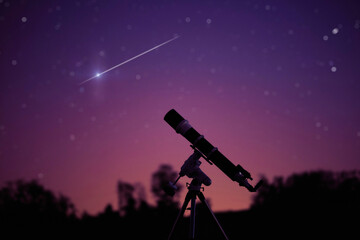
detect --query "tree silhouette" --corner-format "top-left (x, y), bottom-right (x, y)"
top-left (251, 170), bottom-right (360, 211)
top-left (151, 164), bottom-right (182, 210)
top-left (133, 182), bottom-right (150, 213)
top-left (249, 170), bottom-right (360, 238)
top-left (0, 179), bottom-right (76, 227)
top-left (117, 180), bottom-right (149, 218)
top-left (2, 169), bottom-right (358, 239)
top-left (117, 180), bottom-right (136, 217)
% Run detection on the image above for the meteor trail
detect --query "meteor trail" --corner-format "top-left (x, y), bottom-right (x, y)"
top-left (79, 35), bottom-right (180, 85)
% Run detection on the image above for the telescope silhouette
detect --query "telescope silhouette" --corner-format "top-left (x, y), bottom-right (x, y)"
top-left (164, 109), bottom-right (263, 192)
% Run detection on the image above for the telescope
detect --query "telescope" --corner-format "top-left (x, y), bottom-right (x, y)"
top-left (164, 109), bottom-right (263, 240)
top-left (164, 109), bottom-right (263, 192)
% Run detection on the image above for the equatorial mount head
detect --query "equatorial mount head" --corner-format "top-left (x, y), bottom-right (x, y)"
top-left (163, 148), bottom-right (212, 196)
top-left (179, 149), bottom-right (211, 187)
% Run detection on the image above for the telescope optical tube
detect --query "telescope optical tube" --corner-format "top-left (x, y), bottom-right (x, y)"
top-left (164, 109), bottom-right (261, 192)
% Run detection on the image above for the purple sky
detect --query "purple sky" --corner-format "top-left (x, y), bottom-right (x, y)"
top-left (1, 0), bottom-right (360, 215)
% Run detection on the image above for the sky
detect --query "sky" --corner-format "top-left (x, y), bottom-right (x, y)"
top-left (1, 0), bottom-right (360, 215)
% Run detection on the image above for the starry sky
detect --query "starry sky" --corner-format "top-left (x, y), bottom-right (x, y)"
top-left (1, 0), bottom-right (360, 215)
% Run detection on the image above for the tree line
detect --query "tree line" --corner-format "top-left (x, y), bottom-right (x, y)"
top-left (1, 166), bottom-right (359, 239)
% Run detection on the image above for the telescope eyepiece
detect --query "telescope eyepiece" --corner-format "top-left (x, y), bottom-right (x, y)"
top-left (163, 181), bottom-right (178, 197)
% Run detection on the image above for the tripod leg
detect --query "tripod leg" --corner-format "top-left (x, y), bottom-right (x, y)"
top-left (189, 196), bottom-right (196, 240)
top-left (197, 192), bottom-right (230, 240)
top-left (168, 191), bottom-right (193, 240)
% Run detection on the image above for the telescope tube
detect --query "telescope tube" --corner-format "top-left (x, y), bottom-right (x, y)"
top-left (164, 109), bottom-right (261, 192)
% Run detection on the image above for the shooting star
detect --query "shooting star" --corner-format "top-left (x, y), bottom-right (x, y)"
top-left (79, 35), bottom-right (180, 85)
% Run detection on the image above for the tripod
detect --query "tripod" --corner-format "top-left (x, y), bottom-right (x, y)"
top-left (168, 179), bottom-right (229, 240)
